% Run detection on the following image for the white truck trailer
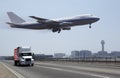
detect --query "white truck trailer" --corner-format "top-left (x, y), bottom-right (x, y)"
top-left (14, 46), bottom-right (34, 66)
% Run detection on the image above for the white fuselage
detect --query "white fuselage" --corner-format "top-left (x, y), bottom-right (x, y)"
top-left (13, 15), bottom-right (99, 29)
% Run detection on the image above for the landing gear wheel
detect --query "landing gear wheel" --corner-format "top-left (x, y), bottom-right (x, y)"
top-left (89, 24), bottom-right (91, 28)
top-left (58, 29), bottom-right (61, 33)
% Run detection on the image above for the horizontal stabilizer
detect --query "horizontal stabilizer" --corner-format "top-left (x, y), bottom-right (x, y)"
top-left (6, 22), bottom-right (16, 27)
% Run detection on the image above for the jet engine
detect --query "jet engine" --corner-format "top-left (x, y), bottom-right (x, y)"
top-left (62, 28), bottom-right (71, 30)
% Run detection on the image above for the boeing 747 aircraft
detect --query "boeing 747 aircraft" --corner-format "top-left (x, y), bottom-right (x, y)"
top-left (7, 12), bottom-right (100, 33)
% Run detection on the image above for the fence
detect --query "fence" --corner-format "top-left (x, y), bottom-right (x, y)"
top-left (36, 57), bottom-right (120, 64)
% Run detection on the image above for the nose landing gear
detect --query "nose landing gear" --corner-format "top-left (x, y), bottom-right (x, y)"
top-left (89, 24), bottom-right (91, 28)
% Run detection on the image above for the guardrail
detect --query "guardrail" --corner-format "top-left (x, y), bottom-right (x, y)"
top-left (35, 57), bottom-right (120, 64)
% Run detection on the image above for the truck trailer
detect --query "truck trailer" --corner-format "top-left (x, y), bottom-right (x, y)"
top-left (14, 46), bottom-right (34, 66)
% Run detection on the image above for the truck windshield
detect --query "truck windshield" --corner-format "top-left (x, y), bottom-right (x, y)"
top-left (19, 53), bottom-right (32, 56)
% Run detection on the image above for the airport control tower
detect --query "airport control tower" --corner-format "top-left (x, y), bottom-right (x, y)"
top-left (96, 40), bottom-right (108, 57)
top-left (101, 40), bottom-right (105, 51)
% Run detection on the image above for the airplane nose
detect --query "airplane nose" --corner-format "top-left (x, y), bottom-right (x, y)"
top-left (90, 17), bottom-right (100, 23)
top-left (95, 17), bottom-right (100, 21)
top-left (91, 17), bottom-right (100, 22)
top-left (94, 17), bottom-right (100, 21)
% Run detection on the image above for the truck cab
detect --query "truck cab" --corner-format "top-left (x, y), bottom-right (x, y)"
top-left (19, 52), bottom-right (34, 66)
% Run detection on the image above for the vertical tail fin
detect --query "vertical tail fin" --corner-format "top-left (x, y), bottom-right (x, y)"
top-left (7, 12), bottom-right (26, 24)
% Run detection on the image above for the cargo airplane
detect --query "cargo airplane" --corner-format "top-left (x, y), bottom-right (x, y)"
top-left (7, 12), bottom-right (100, 33)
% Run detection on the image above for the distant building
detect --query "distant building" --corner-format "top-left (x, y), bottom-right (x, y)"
top-left (110, 51), bottom-right (120, 58)
top-left (79, 50), bottom-right (92, 58)
top-left (93, 53), bottom-right (98, 57)
top-left (54, 53), bottom-right (65, 58)
top-left (71, 51), bottom-right (79, 58)
top-left (96, 51), bottom-right (108, 57)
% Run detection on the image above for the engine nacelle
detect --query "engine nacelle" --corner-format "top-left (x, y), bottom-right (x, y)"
top-left (62, 28), bottom-right (71, 30)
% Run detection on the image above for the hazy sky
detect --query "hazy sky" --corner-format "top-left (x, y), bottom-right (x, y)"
top-left (0, 0), bottom-right (120, 56)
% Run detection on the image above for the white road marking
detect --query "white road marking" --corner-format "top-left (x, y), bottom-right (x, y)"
top-left (0, 62), bottom-right (25, 78)
top-left (37, 65), bottom-right (109, 78)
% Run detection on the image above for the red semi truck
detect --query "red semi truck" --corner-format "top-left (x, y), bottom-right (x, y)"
top-left (14, 46), bottom-right (34, 66)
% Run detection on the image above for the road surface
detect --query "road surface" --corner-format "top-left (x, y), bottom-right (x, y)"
top-left (1, 60), bottom-right (120, 78)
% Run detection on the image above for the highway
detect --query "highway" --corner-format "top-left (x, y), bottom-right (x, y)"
top-left (1, 60), bottom-right (120, 78)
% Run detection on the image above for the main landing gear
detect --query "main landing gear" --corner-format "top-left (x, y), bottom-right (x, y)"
top-left (52, 28), bottom-right (61, 33)
top-left (58, 29), bottom-right (61, 33)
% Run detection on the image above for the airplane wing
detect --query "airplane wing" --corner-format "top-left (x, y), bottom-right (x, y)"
top-left (29, 16), bottom-right (73, 27)
top-left (29, 16), bottom-right (58, 24)
top-left (29, 16), bottom-right (47, 21)
top-left (60, 22), bottom-right (72, 26)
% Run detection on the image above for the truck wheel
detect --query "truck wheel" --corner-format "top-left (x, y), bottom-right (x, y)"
top-left (14, 61), bottom-right (17, 66)
top-left (31, 63), bottom-right (34, 66)
top-left (16, 62), bottom-right (20, 66)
